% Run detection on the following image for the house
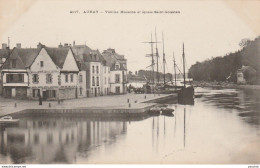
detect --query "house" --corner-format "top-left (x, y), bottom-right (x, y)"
top-left (0, 43), bottom-right (12, 95)
top-left (1, 43), bottom-right (82, 100)
top-left (237, 65), bottom-right (257, 84)
top-left (72, 44), bottom-right (104, 97)
top-left (102, 48), bottom-right (127, 94)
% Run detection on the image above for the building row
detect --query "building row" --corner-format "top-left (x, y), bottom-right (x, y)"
top-left (0, 42), bottom-right (127, 100)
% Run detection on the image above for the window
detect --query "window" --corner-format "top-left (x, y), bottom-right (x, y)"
top-left (34, 134), bottom-right (39, 144)
top-left (92, 76), bottom-right (95, 86)
top-left (18, 74), bottom-right (23, 82)
top-left (79, 74), bottom-right (83, 83)
top-left (92, 66), bottom-right (95, 73)
top-left (115, 74), bottom-right (120, 83)
top-left (70, 74), bottom-right (74, 82)
top-left (65, 74), bottom-right (69, 83)
top-left (6, 74), bottom-right (23, 83)
top-left (104, 77), bottom-right (106, 84)
top-left (11, 59), bottom-right (16, 68)
top-left (40, 61), bottom-right (44, 67)
top-left (115, 63), bottom-right (120, 70)
top-left (47, 133), bottom-right (53, 144)
top-left (80, 87), bottom-right (83, 95)
top-left (33, 74), bottom-right (39, 83)
top-left (33, 89), bottom-right (40, 98)
top-left (104, 67), bottom-right (106, 73)
top-left (9, 74), bottom-right (13, 81)
top-left (96, 77), bottom-right (99, 86)
top-left (96, 66), bottom-right (99, 74)
top-left (46, 74), bottom-right (52, 83)
top-left (108, 77), bottom-right (110, 83)
top-left (47, 90), bottom-right (56, 98)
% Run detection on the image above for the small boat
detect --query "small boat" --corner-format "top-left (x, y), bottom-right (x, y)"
top-left (194, 94), bottom-right (203, 98)
top-left (148, 106), bottom-right (161, 116)
top-left (161, 107), bottom-right (174, 116)
top-left (0, 116), bottom-right (19, 124)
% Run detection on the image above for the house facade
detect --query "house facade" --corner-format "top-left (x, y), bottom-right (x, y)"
top-left (1, 44), bottom-right (82, 100)
top-left (0, 43), bottom-right (12, 95)
top-left (237, 65), bottom-right (257, 84)
top-left (102, 48), bottom-right (127, 94)
top-left (72, 44), bottom-right (105, 97)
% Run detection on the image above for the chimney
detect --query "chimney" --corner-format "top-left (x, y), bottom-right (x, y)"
top-left (58, 43), bottom-right (63, 48)
top-left (2, 43), bottom-right (7, 49)
top-left (37, 42), bottom-right (42, 49)
top-left (73, 41), bottom-right (75, 46)
top-left (16, 43), bottom-right (21, 49)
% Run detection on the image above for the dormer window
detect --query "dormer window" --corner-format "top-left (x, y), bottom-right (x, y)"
top-left (115, 63), bottom-right (120, 70)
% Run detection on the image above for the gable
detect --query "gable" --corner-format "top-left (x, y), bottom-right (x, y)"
top-left (30, 48), bottom-right (59, 71)
top-left (62, 49), bottom-right (79, 71)
top-left (1, 49), bottom-right (25, 69)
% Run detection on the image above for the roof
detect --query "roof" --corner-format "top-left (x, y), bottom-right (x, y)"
top-left (237, 65), bottom-right (256, 73)
top-left (44, 47), bottom-right (70, 68)
top-left (0, 48), bottom-right (11, 59)
top-left (2, 48), bottom-right (40, 69)
top-left (102, 49), bottom-right (127, 70)
top-left (72, 45), bottom-right (104, 63)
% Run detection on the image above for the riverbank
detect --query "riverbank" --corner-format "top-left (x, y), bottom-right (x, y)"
top-left (0, 93), bottom-right (177, 117)
top-left (193, 81), bottom-right (260, 90)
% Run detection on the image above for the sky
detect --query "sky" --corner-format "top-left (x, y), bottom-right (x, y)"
top-left (0, 0), bottom-right (258, 73)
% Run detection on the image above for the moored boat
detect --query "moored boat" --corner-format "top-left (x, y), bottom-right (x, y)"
top-left (0, 116), bottom-right (19, 124)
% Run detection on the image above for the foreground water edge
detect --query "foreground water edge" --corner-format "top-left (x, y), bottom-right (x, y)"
top-left (0, 87), bottom-right (259, 164)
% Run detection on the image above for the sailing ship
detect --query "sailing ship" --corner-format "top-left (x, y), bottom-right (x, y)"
top-left (143, 29), bottom-right (194, 104)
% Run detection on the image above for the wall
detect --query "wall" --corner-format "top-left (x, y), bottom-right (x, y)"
top-left (59, 88), bottom-right (77, 99)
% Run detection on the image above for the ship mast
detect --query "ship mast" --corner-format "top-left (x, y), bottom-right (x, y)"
top-left (155, 28), bottom-right (160, 84)
top-left (151, 34), bottom-right (155, 84)
top-left (162, 32), bottom-right (166, 85)
top-left (173, 52), bottom-right (177, 88)
top-left (143, 33), bottom-right (159, 84)
top-left (182, 43), bottom-right (186, 88)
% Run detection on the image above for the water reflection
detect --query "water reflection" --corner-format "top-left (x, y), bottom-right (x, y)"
top-left (0, 118), bottom-right (128, 164)
top-left (0, 87), bottom-right (259, 164)
top-left (200, 88), bottom-right (260, 126)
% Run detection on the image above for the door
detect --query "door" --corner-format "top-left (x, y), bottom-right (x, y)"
top-left (5, 87), bottom-right (12, 98)
top-left (94, 88), bottom-right (97, 97)
top-left (116, 86), bottom-right (120, 94)
top-left (42, 91), bottom-right (47, 101)
top-left (11, 88), bottom-right (16, 98)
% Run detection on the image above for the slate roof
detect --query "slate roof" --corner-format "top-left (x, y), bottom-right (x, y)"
top-left (44, 47), bottom-right (70, 69)
top-left (0, 49), bottom-right (11, 59)
top-left (1, 48), bottom-right (40, 69)
top-left (102, 49), bottom-right (127, 70)
top-left (72, 45), bottom-right (104, 63)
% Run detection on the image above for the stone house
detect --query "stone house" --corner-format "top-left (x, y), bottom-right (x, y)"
top-left (1, 43), bottom-right (82, 100)
top-left (237, 65), bottom-right (257, 84)
top-left (0, 43), bottom-right (12, 95)
top-left (102, 49), bottom-right (127, 94)
top-left (72, 44), bottom-right (105, 97)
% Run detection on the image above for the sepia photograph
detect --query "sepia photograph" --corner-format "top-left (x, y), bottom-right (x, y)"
top-left (0, 0), bottom-right (259, 167)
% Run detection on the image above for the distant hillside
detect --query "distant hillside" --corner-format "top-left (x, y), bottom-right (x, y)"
top-left (189, 36), bottom-right (260, 84)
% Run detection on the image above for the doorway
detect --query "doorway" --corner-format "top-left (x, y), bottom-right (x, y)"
top-left (42, 91), bottom-right (47, 101)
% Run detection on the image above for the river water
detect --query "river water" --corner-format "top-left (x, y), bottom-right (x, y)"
top-left (0, 87), bottom-right (259, 164)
